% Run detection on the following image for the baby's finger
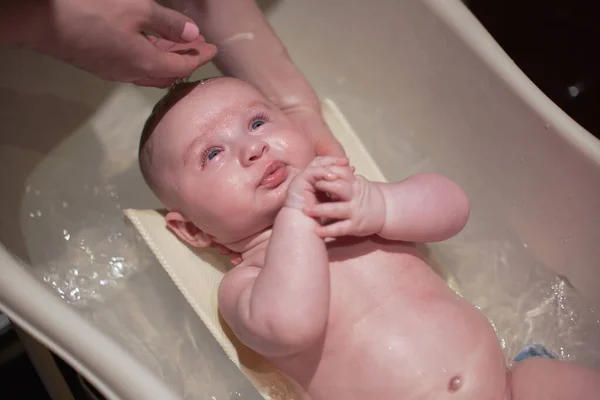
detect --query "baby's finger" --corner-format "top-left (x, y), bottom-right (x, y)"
top-left (314, 179), bottom-right (353, 201)
top-left (327, 165), bottom-right (355, 183)
top-left (306, 165), bottom-right (338, 182)
top-left (334, 157), bottom-right (350, 166)
top-left (231, 255), bottom-right (242, 265)
top-left (316, 220), bottom-right (353, 238)
top-left (305, 202), bottom-right (352, 220)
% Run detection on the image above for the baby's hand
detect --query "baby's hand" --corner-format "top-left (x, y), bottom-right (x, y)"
top-left (304, 163), bottom-right (386, 238)
top-left (285, 156), bottom-right (350, 211)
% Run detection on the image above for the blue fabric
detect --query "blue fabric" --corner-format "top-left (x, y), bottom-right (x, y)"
top-left (514, 344), bottom-right (558, 362)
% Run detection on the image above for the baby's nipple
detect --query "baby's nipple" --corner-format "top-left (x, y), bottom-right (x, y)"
top-left (448, 376), bottom-right (462, 393)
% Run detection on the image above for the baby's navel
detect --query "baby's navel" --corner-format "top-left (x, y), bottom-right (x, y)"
top-left (448, 376), bottom-right (462, 393)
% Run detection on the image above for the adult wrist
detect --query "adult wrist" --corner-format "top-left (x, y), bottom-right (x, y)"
top-left (0, 1), bottom-right (52, 51)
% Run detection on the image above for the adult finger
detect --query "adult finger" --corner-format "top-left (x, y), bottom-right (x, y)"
top-left (133, 35), bottom-right (217, 82)
top-left (145, 3), bottom-right (200, 42)
top-left (132, 77), bottom-right (178, 88)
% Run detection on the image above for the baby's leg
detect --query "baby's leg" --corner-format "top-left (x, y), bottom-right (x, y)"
top-left (509, 357), bottom-right (600, 400)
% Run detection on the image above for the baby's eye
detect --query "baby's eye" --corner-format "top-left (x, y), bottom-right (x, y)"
top-left (207, 149), bottom-right (222, 160)
top-left (251, 120), bottom-right (266, 130)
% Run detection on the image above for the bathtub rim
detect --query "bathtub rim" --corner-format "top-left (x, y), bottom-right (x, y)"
top-left (0, 244), bottom-right (181, 400)
top-left (427, 0), bottom-right (600, 163)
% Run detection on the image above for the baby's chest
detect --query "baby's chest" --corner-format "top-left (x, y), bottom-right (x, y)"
top-left (325, 239), bottom-right (436, 324)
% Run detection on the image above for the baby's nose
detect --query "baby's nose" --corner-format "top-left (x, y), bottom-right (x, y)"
top-left (242, 140), bottom-right (269, 165)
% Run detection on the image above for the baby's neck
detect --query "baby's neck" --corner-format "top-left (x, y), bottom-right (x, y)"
top-left (221, 227), bottom-right (273, 265)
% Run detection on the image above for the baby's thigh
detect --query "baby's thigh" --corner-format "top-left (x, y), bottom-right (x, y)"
top-left (509, 358), bottom-right (600, 400)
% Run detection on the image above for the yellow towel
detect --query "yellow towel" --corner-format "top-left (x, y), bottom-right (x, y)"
top-left (124, 99), bottom-right (458, 399)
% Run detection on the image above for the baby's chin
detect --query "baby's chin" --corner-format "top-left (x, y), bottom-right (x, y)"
top-left (216, 219), bottom-right (276, 250)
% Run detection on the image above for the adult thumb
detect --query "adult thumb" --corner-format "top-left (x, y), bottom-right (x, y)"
top-left (145, 3), bottom-right (200, 43)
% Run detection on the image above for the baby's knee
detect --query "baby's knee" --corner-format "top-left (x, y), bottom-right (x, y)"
top-left (508, 358), bottom-right (552, 400)
top-left (509, 358), bottom-right (600, 400)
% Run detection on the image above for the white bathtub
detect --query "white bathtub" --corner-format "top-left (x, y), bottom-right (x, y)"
top-left (1, 0), bottom-right (600, 399)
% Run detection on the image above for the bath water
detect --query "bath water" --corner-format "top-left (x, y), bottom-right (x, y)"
top-left (19, 158), bottom-right (600, 399)
top-left (429, 235), bottom-right (600, 369)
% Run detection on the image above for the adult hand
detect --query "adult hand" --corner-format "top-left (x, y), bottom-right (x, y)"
top-left (20, 0), bottom-right (217, 87)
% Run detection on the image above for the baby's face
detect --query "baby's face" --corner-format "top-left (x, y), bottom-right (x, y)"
top-left (152, 78), bottom-right (315, 243)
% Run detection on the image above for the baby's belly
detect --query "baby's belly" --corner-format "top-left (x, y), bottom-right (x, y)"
top-left (274, 240), bottom-right (508, 400)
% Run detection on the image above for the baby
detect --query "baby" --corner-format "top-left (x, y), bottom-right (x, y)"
top-left (138, 77), bottom-right (600, 399)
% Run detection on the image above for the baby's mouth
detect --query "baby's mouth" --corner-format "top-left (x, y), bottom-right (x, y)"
top-left (259, 160), bottom-right (288, 189)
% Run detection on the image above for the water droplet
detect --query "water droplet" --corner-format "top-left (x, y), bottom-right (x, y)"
top-left (523, 243), bottom-right (528, 248)
top-left (35, 210), bottom-right (42, 217)
top-left (63, 229), bottom-right (70, 241)
top-left (544, 123), bottom-right (551, 130)
top-left (34, 190), bottom-right (40, 196)
top-left (25, 184), bottom-right (31, 193)
top-left (62, 201), bottom-right (69, 208)
top-left (519, 157), bottom-right (524, 163)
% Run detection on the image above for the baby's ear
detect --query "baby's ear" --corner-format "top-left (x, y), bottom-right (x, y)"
top-left (165, 211), bottom-right (212, 248)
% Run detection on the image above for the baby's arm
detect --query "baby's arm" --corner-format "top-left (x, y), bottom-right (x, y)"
top-left (373, 173), bottom-right (470, 242)
top-left (218, 158), bottom-right (343, 358)
top-left (307, 163), bottom-right (470, 243)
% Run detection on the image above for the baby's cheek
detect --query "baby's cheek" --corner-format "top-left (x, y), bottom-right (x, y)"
top-left (225, 173), bottom-right (247, 191)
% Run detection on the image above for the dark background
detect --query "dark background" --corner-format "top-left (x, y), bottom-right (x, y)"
top-left (467, 0), bottom-right (599, 139)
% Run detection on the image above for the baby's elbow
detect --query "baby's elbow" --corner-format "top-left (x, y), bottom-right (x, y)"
top-left (271, 322), bottom-right (324, 355)
top-left (425, 173), bottom-right (470, 239)
top-left (247, 311), bottom-right (327, 357)
top-left (267, 306), bottom-right (327, 348)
